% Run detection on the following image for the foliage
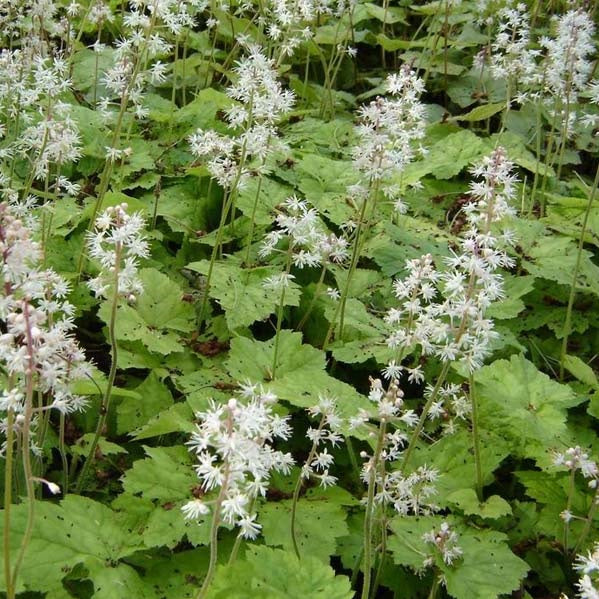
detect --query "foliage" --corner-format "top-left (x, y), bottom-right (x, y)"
top-left (0, 1), bottom-right (598, 599)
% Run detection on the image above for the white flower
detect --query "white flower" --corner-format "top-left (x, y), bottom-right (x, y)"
top-left (238, 514), bottom-right (261, 539)
top-left (46, 481), bottom-right (61, 495)
top-left (181, 499), bottom-right (210, 520)
top-left (318, 471), bottom-right (338, 488)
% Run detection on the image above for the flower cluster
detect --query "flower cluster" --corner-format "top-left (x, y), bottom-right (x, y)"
top-left (0, 51), bottom-right (82, 209)
top-left (541, 9), bottom-right (595, 104)
top-left (86, 203), bottom-right (149, 301)
top-left (98, 0), bottom-right (205, 124)
top-left (353, 66), bottom-right (427, 210)
top-left (299, 396), bottom-right (344, 489)
top-left (183, 383), bottom-right (294, 539)
top-left (574, 543), bottom-right (599, 599)
top-left (0, 203), bottom-right (91, 453)
top-left (553, 446), bottom-right (599, 489)
top-left (489, 3), bottom-right (540, 93)
top-left (260, 195), bottom-right (349, 268)
top-left (423, 521), bottom-right (463, 567)
top-left (237, 0), bottom-right (353, 59)
top-left (354, 376), bottom-right (439, 516)
top-left (425, 382), bottom-right (470, 432)
top-left (189, 45), bottom-right (294, 190)
top-left (386, 147), bottom-right (517, 373)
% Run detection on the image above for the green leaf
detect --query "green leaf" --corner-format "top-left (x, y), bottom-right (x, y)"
top-left (136, 269), bottom-right (196, 332)
top-left (71, 433), bottom-right (127, 457)
top-left (140, 502), bottom-right (192, 550)
top-left (404, 129), bottom-right (486, 181)
top-left (475, 355), bottom-right (579, 462)
top-left (363, 3), bottom-right (407, 23)
top-left (516, 470), bottom-right (591, 539)
top-left (121, 446), bottom-right (196, 502)
top-left (443, 529), bottom-right (529, 599)
top-left (207, 545), bottom-right (353, 599)
top-left (71, 370), bottom-right (142, 399)
top-left (176, 87), bottom-right (233, 132)
top-left (186, 260), bottom-right (301, 330)
top-left (225, 331), bottom-right (371, 421)
top-left (260, 497), bottom-right (349, 561)
top-left (447, 489), bottom-right (512, 520)
top-left (236, 177), bottom-right (292, 226)
top-left (131, 401), bottom-right (195, 440)
top-left (117, 370), bottom-right (174, 434)
top-left (486, 132), bottom-right (555, 177)
top-left (388, 516), bottom-right (529, 599)
top-left (366, 219), bottom-right (452, 277)
top-left (453, 102), bottom-right (505, 122)
top-left (71, 47), bottom-right (115, 92)
top-left (295, 154), bottom-right (360, 225)
top-left (486, 275), bottom-right (535, 320)
top-left (0, 496), bottom-right (143, 594)
top-left (137, 548), bottom-right (209, 598)
top-left (98, 269), bottom-right (195, 356)
top-left (90, 563), bottom-right (147, 599)
top-left (414, 429), bottom-right (510, 503)
top-left (563, 355), bottom-right (599, 389)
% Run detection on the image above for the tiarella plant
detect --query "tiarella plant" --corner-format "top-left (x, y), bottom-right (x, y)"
top-left (75, 203), bottom-right (148, 491)
top-left (0, 203), bottom-right (90, 599)
top-left (183, 383), bottom-right (293, 597)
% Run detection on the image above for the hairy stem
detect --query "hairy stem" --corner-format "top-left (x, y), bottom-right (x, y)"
top-left (470, 374), bottom-right (484, 500)
top-left (3, 409), bottom-right (14, 599)
top-left (361, 421), bottom-right (386, 599)
top-left (75, 247), bottom-right (121, 493)
top-left (559, 164), bottom-right (599, 380)
top-left (10, 304), bottom-right (37, 595)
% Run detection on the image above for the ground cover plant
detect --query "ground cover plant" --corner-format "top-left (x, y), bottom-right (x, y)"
top-left (0, 0), bottom-right (599, 597)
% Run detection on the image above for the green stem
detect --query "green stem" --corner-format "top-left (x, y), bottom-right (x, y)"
top-left (75, 250), bottom-right (121, 493)
top-left (428, 574), bottom-right (440, 599)
top-left (297, 264), bottom-right (327, 331)
top-left (3, 409), bottom-right (14, 599)
top-left (323, 179), bottom-right (379, 351)
top-left (198, 112), bottom-right (252, 326)
top-left (559, 164), bottom-right (599, 380)
top-left (290, 474), bottom-right (304, 559)
top-left (562, 469), bottom-right (576, 555)
top-left (470, 374), bottom-right (484, 501)
top-left (59, 413), bottom-right (68, 495)
top-left (401, 361), bottom-right (451, 473)
top-left (195, 438), bottom-right (233, 599)
top-left (76, 11), bottom-right (159, 279)
top-left (361, 422), bottom-right (386, 599)
top-left (290, 417), bottom-right (327, 558)
top-left (196, 497), bottom-right (223, 599)
top-left (371, 518), bottom-right (387, 599)
top-left (243, 151), bottom-right (269, 268)
top-left (530, 99), bottom-right (543, 215)
top-left (271, 248), bottom-right (293, 379)
top-left (572, 486), bottom-right (599, 555)
top-left (10, 305), bottom-right (37, 595)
